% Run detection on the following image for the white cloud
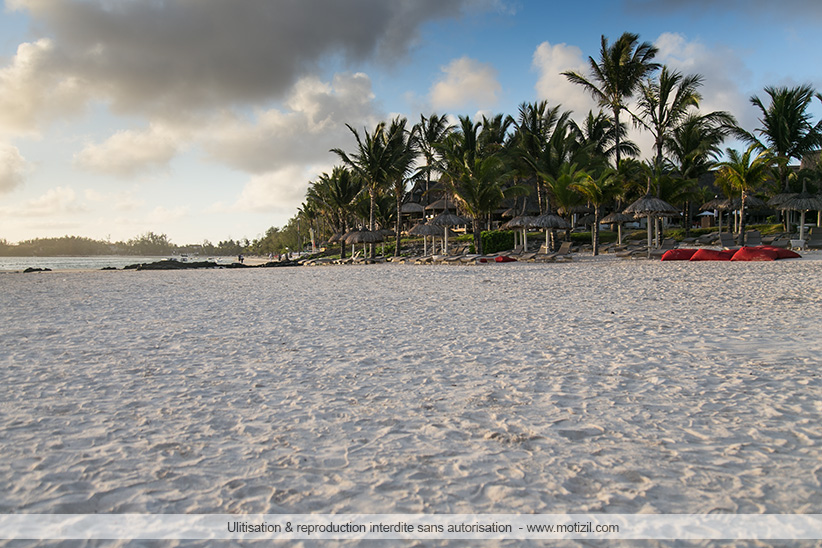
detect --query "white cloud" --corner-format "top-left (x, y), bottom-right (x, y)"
top-left (430, 57), bottom-right (501, 111)
top-left (231, 164), bottom-right (332, 215)
top-left (203, 72), bottom-right (380, 174)
top-left (148, 205), bottom-right (189, 224)
top-left (74, 124), bottom-right (183, 177)
top-left (0, 143), bottom-right (29, 193)
top-left (654, 32), bottom-right (756, 131)
top-left (3, 186), bottom-right (86, 217)
top-left (532, 41), bottom-right (599, 116)
top-left (0, 39), bottom-right (88, 135)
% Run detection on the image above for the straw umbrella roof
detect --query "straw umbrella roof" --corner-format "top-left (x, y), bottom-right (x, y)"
top-left (344, 228), bottom-right (383, 245)
top-left (532, 212), bottom-right (570, 229)
top-left (401, 202), bottom-right (425, 214)
top-left (408, 223), bottom-right (441, 236)
top-left (428, 211), bottom-right (468, 226)
top-left (623, 193), bottom-right (679, 217)
top-left (328, 232), bottom-right (344, 243)
top-left (600, 212), bottom-right (633, 224)
top-left (768, 192), bottom-right (798, 207)
top-left (503, 215), bottom-right (538, 229)
top-left (777, 191), bottom-right (822, 212)
top-left (721, 195), bottom-right (767, 210)
top-left (700, 197), bottom-right (729, 211)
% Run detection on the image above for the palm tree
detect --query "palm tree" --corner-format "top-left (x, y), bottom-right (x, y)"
top-left (306, 166), bottom-right (362, 258)
top-left (636, 66), bottom-right (703, 175)
top-left (384, 117), bottom-right (418, 256)
top-left (414, 114), bottom-right (453, 208)
top-left (572, 110), bottom-right (638, 169)
top-left (563, 32), bottom-right (660, 168)
top-left (543, 162), bottom-right (588, 243)
top-left (715, 145), bottom-right (778, 245)
top-left (571, 170), bottom-right (620, 255)
top-left (513, 101), bottom-right (578, 213)
top-left (332, 122), bottom-right (395, 258)
top-left (743, 84), bottom-right (822, 192)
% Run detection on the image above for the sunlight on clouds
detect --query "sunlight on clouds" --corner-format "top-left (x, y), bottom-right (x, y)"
top-left (203, 73), bottom-right (380, 174)
top-left (430, 57), bottom-right (501, 111)
top-left (74, 124), bottom-right (182, 177)
top-left (4, 186), bottom-right (86, 217)
top-left (0, 143), bottom-right (29, 193)
top-left (148, 205), bottom-right (189, 224)
top-left (654, 32), bottom-right (756, 130)
top-left (232, 165), bottom-right (330, 215)
top-left (532, 41), bottom-right (599, 117)
top-left (0, 39), bottom-right (87, 135)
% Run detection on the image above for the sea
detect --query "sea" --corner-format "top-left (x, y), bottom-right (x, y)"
top-left (0, 256), bottom-right (238, 272)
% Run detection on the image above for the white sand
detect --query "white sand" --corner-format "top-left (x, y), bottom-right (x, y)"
top-left (2, 256), bottom-right (822, 535)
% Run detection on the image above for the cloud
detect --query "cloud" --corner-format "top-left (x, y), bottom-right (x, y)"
top-left (624, 0), bottom-right (822, 20)
top-left (430, 57), bottom-right (501, 111)
top-left (202, 72), bottom-right (380, 174)
top-left (7, 0), bottom-right (480, 120)
top-left (532, 41), bottom-right (599, 117)
top-left (0, 39), bottom-right (88, 135)
top-left (74, 124), bottom-right (183, 176)
top-left (3, 186), bottom-right (86, 217)
top-left (653, 32), bottom-right (756, 130)
top-left (0, 143), bottom-right (29, 193)
top-left (231, 165), bottom-right (332, 215)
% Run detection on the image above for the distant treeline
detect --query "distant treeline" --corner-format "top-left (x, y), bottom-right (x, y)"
top-left (0, 232), bottom-right (246, 257)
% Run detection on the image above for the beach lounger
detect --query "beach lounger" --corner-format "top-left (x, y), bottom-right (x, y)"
top-left (718, 232), bottom-right (736, 249)
top-left (807, 227), bottom-right (822, 249)
top-left (744, 230), bottom-right (762, 246)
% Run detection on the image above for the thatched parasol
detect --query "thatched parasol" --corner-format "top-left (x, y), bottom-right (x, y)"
top-left (328, 232), bottom-right (344, 244)
top-left (503, 215), bottom-right (538, 250)
top-left (532, 212), bottom-right (570, 249)
top-left (428, 212), bottom-right (467, 254)
top-left (721, 195), bottom-right (767, 210)
top-left (768, 192), bottom-right (798, 207)
top-left (778, 182), bottom-right (822, 240)
top-left (623, 193), bottom-right (679, 248)
top-left (601, 212), bottom-right (634, 246)
top-left (408, 223), bottom-right (444, 255)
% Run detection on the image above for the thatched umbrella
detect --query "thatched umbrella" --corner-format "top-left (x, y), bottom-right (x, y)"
top-left (601, 212), bottom-right (633, 245)
top-left (328, 232), bottom-right (343, 243)
top-left (424, 198), bottom-right (455, 213)
top-left (408, 223), bottom-right (440, 256)
top-left (533, 212), bottom-right (570, 250)
top-left (428, 212), bottom-right (467, 254)
top-left (344, 228), bottom-right (382, 256)
top-left (778, 182), bottom-right (822, 241)
top-left (503, 215), bottom-right (538, 250)
top-left (700, 197), bottom-right (730, 234)
top-left (623, 193), bottom-right (679, 248)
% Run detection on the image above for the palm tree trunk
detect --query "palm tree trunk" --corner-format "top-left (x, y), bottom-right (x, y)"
top-left (473, 217), bottom-right (483, 255)
top-left (738, 192), bottom-right (747, 246)
top-left (593, 206), bottom-right (601, 256)
top-left (395, 187), bottom-right (402, 256)
top-left (369, 187), bottom-right (376, 259)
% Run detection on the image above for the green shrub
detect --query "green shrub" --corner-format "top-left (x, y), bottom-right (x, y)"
top-left (481, 230), bottom-right (515, 254)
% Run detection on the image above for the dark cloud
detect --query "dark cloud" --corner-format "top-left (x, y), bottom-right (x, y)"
top-left (623, 0), bottom-right (822, 19)
top-left (16, 0), bottom-right (480, 115)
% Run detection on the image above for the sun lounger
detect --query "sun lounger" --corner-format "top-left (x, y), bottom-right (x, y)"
top-left (808, 227), bottom-right (822, 249)
top-left (744, 230), bottom-right (762, 246)
top-left (718, 232), bottom-right (736, 249)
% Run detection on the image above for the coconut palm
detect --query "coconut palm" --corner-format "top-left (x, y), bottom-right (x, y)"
top-left (742, 84), bottom-right (822, 192)
top-left (572, 110), bottom-right (638, 170)
top-left (563, 32), bottom-right (660, 168)
top-left (636, 67), bottom-right (703, 175)
top-left (571, 170), bottom-right (620, 255)
top-left (306, 166), bottom-right (362, 258)
top-left (384, 117), bottom-right (419, 256)
top-left (715, 145), bottom-right (779, 245)
top-left (414, 113), bottom-right (453, 208)
top-left (543, 162), bottom-right (588, 242)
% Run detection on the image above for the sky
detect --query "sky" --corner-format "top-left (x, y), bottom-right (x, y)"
top-left (1, 0), bottom-right (821, 246)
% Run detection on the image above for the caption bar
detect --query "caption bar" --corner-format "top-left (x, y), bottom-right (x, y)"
top-left (2, 514), bottom-right (822, 540)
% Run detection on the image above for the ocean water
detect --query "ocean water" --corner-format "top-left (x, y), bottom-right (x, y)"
top-left (0, 256), bottom-right (236, 272)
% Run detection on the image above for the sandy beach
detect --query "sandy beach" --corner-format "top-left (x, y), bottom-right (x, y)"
top-left (2, 255), bottom-right (822, 544)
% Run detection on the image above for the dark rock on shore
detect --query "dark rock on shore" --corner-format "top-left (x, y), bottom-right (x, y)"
top-left (23, 267), bottom-right (52, 273)
top-left (122, 259), bottom-right (301, 270)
